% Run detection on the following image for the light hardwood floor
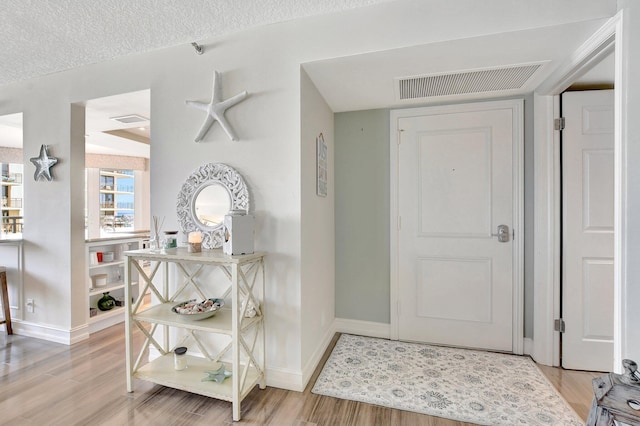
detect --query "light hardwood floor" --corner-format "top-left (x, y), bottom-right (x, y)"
top-left (0, 326), bottom-right (600, 425)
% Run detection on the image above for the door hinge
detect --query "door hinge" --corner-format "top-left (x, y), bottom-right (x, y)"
top-left (554, 117), bottom-right (565, 131)
top-left (398, 128), bottom-right (404, 145)
top-left (554, 318), bottom-right (566, 333)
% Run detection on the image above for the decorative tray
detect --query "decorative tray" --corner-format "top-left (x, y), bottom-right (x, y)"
top-left (171, 298), bottom-right (224, 320)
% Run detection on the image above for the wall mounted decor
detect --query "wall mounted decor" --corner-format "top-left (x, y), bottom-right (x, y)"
top-left (316, 133), bottom-right (327, 197)
top-left (29, 144), bottom-right (58, 181)
top-left (186, 70), bottom-right (248, 142)
top-left (176, 163), bottom-right (249, 249)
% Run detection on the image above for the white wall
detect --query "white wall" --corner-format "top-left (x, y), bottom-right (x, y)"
top-left (70, 104), bottom-right (87, 332)
top-left (300, 69), bottom-right (335, 388)
top-left (0, 0), bottom-right (620, 388)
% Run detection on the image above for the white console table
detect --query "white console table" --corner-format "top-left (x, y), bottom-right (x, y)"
top-left (124, 248), bottom-right (266, 421)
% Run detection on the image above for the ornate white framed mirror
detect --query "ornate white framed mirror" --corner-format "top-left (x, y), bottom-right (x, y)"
top-left (176, 163), bottom-right (249, 248)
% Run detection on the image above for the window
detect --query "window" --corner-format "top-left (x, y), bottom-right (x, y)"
top-left (99, 169), bottom-right (135, 232)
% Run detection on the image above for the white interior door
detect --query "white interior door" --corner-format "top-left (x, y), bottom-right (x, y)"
top-left (562, 90), bottom-right (614, 372)
top-left (393, 100), bottom-right (522, 352)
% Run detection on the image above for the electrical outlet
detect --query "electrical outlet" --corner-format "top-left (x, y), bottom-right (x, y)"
top-left (26, 298), bottom-right (34, 313)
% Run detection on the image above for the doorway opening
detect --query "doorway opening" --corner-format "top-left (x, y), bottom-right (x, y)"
top-left (559, 51), bottom-right (615, 372)
top-left (529, 11), bottom-right (623, 370)
top-left (84, 90), bottom-right (151, 239)
top-left (0, 113), bottom-right (24, 236)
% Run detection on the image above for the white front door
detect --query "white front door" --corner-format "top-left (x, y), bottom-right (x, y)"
top-left (392, 100), bottom-right (522, 352)
top-left (562, 90), bottom-right (614, 372)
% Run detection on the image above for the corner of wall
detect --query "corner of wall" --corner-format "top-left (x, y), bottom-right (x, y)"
top-left (299, 66), bottom-right (336, 374)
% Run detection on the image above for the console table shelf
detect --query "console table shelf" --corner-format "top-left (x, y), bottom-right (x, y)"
top-left (124, 247), bottom-right (266, 422)
top-left (134, 354), bottom-right (261, 402)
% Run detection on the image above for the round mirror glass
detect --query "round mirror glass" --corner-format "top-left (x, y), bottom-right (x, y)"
top-left (177, 163), bottom-right (249, 249)
top-left (194, 184), bottom-right (231, 229)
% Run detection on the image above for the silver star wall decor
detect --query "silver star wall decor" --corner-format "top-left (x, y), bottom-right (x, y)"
top-left (30, 144), bottom-right (58, 181)
top-left (186, 70), bottom-right (248, 142)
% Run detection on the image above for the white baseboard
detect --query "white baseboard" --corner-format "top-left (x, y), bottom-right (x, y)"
top-left (524, 337), bottom-right (533, 356)
top-left (266, 323), bottom-right (336, 392)
top-left (266, 366), bottom-right (305, 392)
top-left (88, 314), bottom-right (124, 334)
top-left (11, 320), bottom-right (89, 345)
top-left (301, 323), bottom-right (336, 390)
top-left (525, 337), bottom-right (557, 367)
top-left (264, 318), bottom-right (391, 392)
top-left (334, 317), bottom-right (390, 339)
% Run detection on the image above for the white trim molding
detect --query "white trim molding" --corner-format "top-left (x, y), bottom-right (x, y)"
top-left (301, 323), bottom-right (336, 390)
top-left (334, 318), bottom-right (391, 339)
top-left (613, 6), bottom-right (628, 374)
top-left (531, 93), bottom-right (561, 366)
top-left (266, 367), bottom-right (305, 392)
top-left (531, 11), bottom-right (624, 369)
top-left (524, 337), bottom-right (534, 356)
top-left (536, 14), bottom-right (617, 96)
top-left (269, 318), bottom-right (392, 392)
top-left (11, 321), bottom-right (90, 345)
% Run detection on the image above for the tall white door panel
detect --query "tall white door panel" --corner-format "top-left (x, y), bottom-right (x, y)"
top-left (394, 100), bottom-right (522, 352)
top-left (562, 90), bottom-right (614, 372)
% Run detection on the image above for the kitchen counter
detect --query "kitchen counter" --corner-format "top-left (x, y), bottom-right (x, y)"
top-left (85, 231), bottom-right (149, 243)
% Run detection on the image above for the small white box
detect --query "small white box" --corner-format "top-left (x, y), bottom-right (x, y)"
top-left (91, 273), bottom-right (108, 288)
top-left (223, 210), bottom-right (254, 255)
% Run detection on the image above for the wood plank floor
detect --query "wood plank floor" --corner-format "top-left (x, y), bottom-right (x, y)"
top-left (0, 326), bottom-right (600, 425)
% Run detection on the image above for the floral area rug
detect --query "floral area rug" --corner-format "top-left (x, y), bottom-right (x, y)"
top-left (312, 334), bottom-right (584, 425)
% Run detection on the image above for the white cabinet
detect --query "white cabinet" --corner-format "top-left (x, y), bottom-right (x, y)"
top-left (124, 248), bottom-right (266, 422)
top-left (86, 237), bottom-right (142, 333)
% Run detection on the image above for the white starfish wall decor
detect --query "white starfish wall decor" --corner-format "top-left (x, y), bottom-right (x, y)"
top-left (29, 144), bottom-right (58, 181)
top-left (186, 70), bottom-right (248, 142)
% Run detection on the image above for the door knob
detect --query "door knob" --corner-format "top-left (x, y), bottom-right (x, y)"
top-left (492, 224), bottom-right (510, 243)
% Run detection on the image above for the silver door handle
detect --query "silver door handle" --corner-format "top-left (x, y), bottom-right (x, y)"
top-left (492, 224), bottom-right (510, 243)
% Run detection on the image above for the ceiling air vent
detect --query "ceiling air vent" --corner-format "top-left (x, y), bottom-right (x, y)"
top-left (397, 64), bottom-right (542, 100)
top-left (109, 114), bottom-right (149, 124)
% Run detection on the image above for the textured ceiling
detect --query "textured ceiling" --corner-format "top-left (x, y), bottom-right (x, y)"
top-left (0, 1), bottom-right (614, 156)
top-left (0, 0), bottom-right (391, 87)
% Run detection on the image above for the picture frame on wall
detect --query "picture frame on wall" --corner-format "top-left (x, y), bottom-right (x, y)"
top-left (316, 133), bottom-right (327, 197)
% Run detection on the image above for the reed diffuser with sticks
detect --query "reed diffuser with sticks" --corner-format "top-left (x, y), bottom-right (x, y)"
top-left (151, 215), bottom-right (165, 252)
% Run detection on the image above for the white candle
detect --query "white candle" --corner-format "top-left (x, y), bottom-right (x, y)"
top-left (187, 231), bottom-right (202, 253)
